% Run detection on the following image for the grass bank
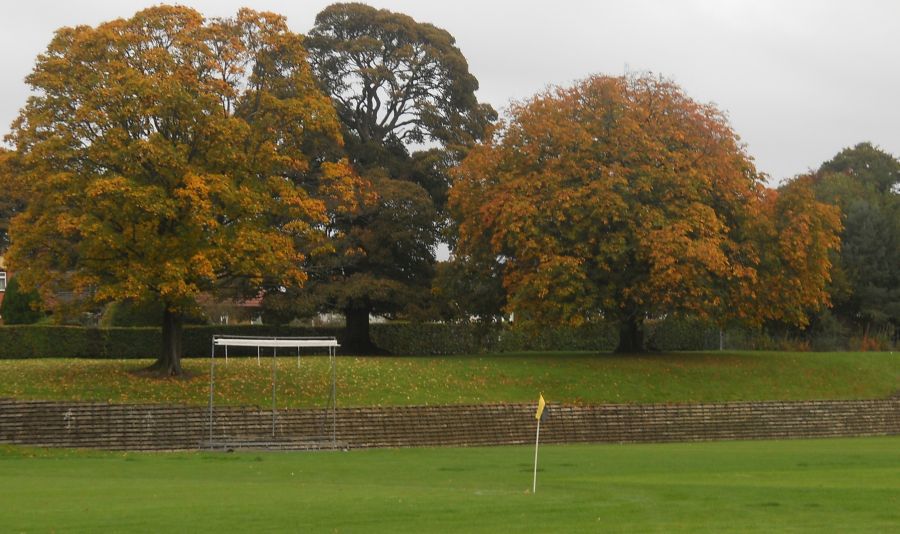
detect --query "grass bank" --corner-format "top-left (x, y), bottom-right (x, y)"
top-left (0, 351), bottom-right (896, 407)
top-left (1, 437), bottom-right (898, 532)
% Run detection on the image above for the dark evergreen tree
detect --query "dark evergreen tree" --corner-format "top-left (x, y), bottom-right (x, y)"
top-left (303, 3), bottom-right (496, 352)
top-left (814, 143), bottom-right (900, 336)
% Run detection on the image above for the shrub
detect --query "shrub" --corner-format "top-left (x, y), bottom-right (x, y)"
top-left (646, 316), bottom-right (716, 351)
top-left (370, 322), bottom-right (619, 355)
top-left (0, 325), bottom-right (345, 359)
top-left (0, 319), bottom-right (891, 359)
top-left (495, 323), bottom-right (617, 352)
top-left (0, 326), bottom-right (97, 358)
top-left (807, 310), bottom-right (849, 351)
top-left (0, 277), bottom-right (45, 325)
top-left (370, 323), bottom-right (489, 356)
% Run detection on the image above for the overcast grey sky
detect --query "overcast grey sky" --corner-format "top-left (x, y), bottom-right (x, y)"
top-left (2, 0), bottom-right (899, 184)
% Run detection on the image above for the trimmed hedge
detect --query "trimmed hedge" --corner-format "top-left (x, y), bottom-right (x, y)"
top-left (369, 320), bottom-right (722, 355)
top-left (1, 320), bottom-right (890, 358)
top-left (494, 323), bottom-right (618, 353)
top-left (370, 323), bottom-right (488, 356)
top-left (0, 326), bottom-right (93, 358)
top-left (0, 323), bottom-right (623, 358)
top-left (0, 325), bottom-right (344, 359)
top-left (646, 317), bottom-right (721, 351)
top-left (369, 322), bottom-right (620, 355)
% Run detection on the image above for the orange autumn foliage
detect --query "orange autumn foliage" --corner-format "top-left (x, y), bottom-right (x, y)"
top-left (1, 6), bottom-right (367, 372)
top-left (745, 176), bottom-right (843, 326)
top-left (450, 74), bottom-right (841, 341)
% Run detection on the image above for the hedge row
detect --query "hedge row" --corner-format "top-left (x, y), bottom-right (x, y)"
top-left (370, 323), bottom-right (492, 356)
top-left (0, 319), bottom-right (890, 358)
top-left (367, 321), bottom-right (700, 355)
top-left (0, 321), bottom-right (692, 358)
top-left (0, 325), bottom-right (344, 359)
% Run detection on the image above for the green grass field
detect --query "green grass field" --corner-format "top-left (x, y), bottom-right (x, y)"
top-left (0, 351), bottom-right (896, 408)
top-left (1, 437), bottom-right (898, 532)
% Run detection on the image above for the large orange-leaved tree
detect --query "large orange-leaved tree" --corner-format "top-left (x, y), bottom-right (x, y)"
top-left (1, 6), bottom-right (362, 374)
top-left (450, 74), bottom-right (841, 351)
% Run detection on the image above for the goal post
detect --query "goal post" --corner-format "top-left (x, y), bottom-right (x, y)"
top-left (207, 335), bottom-right (339, 450)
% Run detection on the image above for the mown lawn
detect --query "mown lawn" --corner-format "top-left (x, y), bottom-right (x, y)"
top-left (1, 437), bottom-right (898, 532)
top-left (0, 351), bottom-right (896, 408)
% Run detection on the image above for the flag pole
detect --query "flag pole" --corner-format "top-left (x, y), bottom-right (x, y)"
top-left (532, 392), bottom-right (546, 493)
top-left (532, 416), bottom-right (541, 493)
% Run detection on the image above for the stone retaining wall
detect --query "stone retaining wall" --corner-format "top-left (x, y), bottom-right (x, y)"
top-left (1, 398), bottom-right (898, 451)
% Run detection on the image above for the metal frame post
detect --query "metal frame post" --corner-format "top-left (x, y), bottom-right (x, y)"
top-left (271, 344), bottom-right (277, 439)
top-left (205, 335), bottom-right (339, 450)
top-left (533, 418), bottom-right (541, 493)
top-left (208, 336), bottom-right (215, 448)
top-left (331, 346), bottom-right (337, 449)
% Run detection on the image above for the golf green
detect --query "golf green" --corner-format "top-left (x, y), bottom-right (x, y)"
top-left (2, 437), bottom-right (897, 532)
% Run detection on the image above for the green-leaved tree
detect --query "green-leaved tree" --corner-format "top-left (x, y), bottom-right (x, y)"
top-left (813, 143), bottom-right (900, 336)
top-left (300, 3), bottom-right (496, 352)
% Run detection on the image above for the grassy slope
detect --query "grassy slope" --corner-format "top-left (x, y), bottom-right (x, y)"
top-left (1, 437), bottom-right (898, 532)
top-left (0, 351), bottom-right (896, 408)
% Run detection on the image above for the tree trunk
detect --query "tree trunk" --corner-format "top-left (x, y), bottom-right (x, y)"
top-left (149, 307), bottom-right (184, 376)
top-left (344, 302), bottom-right (379, 355)
top-left (615, 315), bottom-right (645, 353)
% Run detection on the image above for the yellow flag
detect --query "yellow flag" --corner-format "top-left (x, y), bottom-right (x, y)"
top-left (535, 393), bottom-right (546, 420)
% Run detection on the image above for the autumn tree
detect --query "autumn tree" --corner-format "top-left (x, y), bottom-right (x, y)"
top-left (0, 149), bottom-right (24, 254)
top-left (745, 177), bottom-right (842, 329)
top-left (450, 74), bottom-right (841, 352)
top-left (1, 6), bottom-right (357, 374)
top-left (301, 3), bottom-right (495, 352)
